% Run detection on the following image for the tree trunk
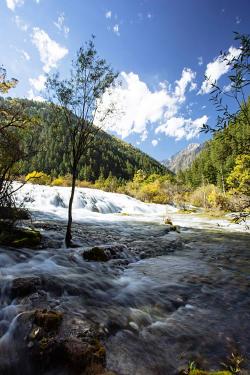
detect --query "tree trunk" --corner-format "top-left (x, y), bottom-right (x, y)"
top-left (65, 173), bottom-right (77, 247)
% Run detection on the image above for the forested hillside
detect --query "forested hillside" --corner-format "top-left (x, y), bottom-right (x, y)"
top-left (7, 99), bottom-right (167, 181)
top-left (179, 99), bottom-right (250, 193)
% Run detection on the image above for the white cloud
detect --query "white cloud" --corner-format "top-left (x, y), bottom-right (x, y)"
top-left (190, 82), bottom-right (197, 91)
top-left (54, 13), bottom-right (69, 38)
top-left (236, 16), bottom-right (241, 24)
top-left (152, 139), bottom-right (158, 146)
top-left (21, 50), bottom-right (30, 60)
top-left (147, 13), bottom-right (152, 19)
top-left (199, 46), bottom-right (241, 94)
top-left (31, 27), bottom-right (68, 72)
top-left (29, 74), bottom-right (46, 91)
top-left (27, 89), bottom-right (45, 102)
top-left (175, 68), bottom-right (196, 99)
top-left (6, 0), bottom-right (24, 11)
top-left (113, 24), bottom-right (120, 36)
top-left (155, 115), bottom-right (208, 140)
top-left (105, 10), bottom-right (112, 19)
top-left (95, 68), bottom-right (201, 141)
top-left (223, 83), bottom-right (232, 93)
top-left (198, 56), bottom-right (203, 66)
top-left (141, 130), bottom-right (148, 142)
top-left (14, 15), bottom-right (28, 31)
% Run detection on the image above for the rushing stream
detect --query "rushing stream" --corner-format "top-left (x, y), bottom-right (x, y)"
top-left (0, 184), bottom-right (249, 374)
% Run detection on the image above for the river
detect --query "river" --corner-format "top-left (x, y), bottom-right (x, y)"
top-left (0, 184), bottom-right (249, 374)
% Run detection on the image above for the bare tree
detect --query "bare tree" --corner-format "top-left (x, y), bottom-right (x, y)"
top-left (46, 38), bottom-right (118, 247)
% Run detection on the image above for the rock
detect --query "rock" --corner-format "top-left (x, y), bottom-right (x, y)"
top-left (0, 224), bottom-right (41, 248)
top-left (129, 308), bottom-right (152, 327)
top-left (165, 224), bottom-right (180, 233)
top-left (128, 322), bottom-right (139, 331)
top-left (11, 309), bottom-right (108, 374)
top-left (164, 217), bottom-right (173, 225)
top-left (83, 243), bottom-right (129, 262)
top-left (62, 336), bottom-right (106, 370)
top-left (33, 309), bottom-right (63, 332)
top-left (10, 276), bottom-right (42, 298)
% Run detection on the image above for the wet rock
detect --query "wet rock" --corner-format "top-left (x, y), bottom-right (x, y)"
top-left (129, 308), bottom-right (152, 327)
top-left (41, 276), bottom-right (64, 296)
top-left (83, 243), bottom-right (129, 262)
top-left (62, 336), bottom-right (106, 370)
top-left (0, 224), bottom-right (41, 248)
top-left (51, 194), bottom-right (66, 208)
top-left (164, 218), bottom-right (173, 225)
top-left (165, 224), bottom-right (180, 233)
top-left (128, 321), bottom-right (139, 331)
top-left (10, 276), bottom-right (42, 298)
top-left (11, 309), bottom-right (108, 374)
top-left (33, 309), bottom-right (63, 332)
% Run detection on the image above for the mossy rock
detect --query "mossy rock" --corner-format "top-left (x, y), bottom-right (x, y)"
top-left (83, 244), bottom-right (128, 262)
top-left (0, 224), bottom-right (41, 248)
top-left (164, 218), bottom-right (173, 225)
top-left (84, 246), bottom-right (109, 261)
top-left (34, 310), bottom-right (63, 332)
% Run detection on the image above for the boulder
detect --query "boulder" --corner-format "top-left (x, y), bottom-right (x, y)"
top-left (83, 244), bottom-right (129, 262)
top-left (0, 224), bottom-right (41, 248)
top-left (11, 309), bottom-right (108, 374)
top-left (10, 276), bottom-right (42, 298)
top-left (33, 309), bottom-right (63, 332)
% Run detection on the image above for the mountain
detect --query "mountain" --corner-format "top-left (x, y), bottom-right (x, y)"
top-left (162, 143), bottom-right (204, 173)
top-left (14, 99), bottom-right (167, 181)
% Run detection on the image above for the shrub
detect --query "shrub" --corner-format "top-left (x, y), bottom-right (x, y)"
top-left (51, 177), bottom-right (65, 186)
top-left (77, 180), bottom-right (93, 188)
top-left (25, 171), bottom-right (51, 185)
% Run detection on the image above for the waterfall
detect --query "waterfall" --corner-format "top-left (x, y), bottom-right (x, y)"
top-left (14, 183), bottom-right (177, 222)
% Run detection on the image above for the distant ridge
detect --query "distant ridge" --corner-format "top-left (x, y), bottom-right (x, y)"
top-left (162, 143), bottom-right (204, 173)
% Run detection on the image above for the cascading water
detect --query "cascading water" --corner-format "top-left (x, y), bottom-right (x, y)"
top-left (14, 183), bottom-right (177, 222)
top-left (0, 183), bottom-right (249, 374)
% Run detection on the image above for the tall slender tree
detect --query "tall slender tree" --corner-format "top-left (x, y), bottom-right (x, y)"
top-left (46, 38), bottom-right (118, 247)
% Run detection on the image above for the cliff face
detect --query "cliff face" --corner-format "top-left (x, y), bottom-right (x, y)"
top-left (162, 143), bottom-right (204, 173)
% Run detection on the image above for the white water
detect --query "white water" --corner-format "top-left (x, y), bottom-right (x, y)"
top-left (15, 183), bottom-right (176, 223)
top-left (14, 182), bottom-right (249, 231)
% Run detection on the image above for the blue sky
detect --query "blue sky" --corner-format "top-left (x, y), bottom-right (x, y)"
top-left (0, 0), bottom-right (249, 161)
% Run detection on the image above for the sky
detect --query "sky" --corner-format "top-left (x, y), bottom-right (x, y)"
top-left (0, 0), bottom-right (249, 162)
